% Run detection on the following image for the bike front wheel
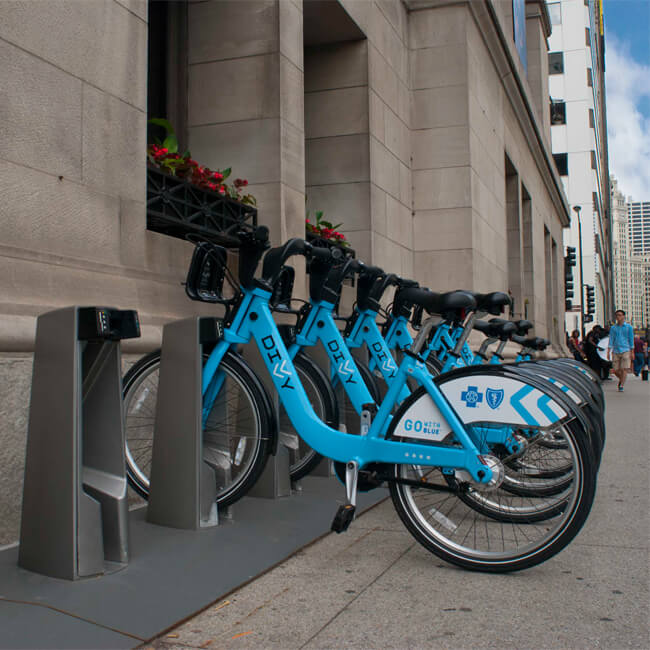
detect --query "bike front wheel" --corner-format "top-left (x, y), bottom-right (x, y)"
top-left (123, 349), bottom-right (272, 508)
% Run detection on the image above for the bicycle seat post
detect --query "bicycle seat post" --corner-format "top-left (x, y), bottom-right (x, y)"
top-left (477, 336), bottom-right (497, 358)
top-left (411, 316), bottom-right (439, 355)
top-left (492, 338), bottom-right (508, 360)
top-left (451, 311), bottom-right (477, 356)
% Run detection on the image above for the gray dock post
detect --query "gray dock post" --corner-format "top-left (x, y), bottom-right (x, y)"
top-left (146, 317), bottom-right (220, 529)
top-left (19, 306), bottom-right (138, 580)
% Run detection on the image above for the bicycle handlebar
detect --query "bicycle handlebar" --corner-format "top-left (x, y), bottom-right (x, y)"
top-left (262, 238), bottom-right (342, 289)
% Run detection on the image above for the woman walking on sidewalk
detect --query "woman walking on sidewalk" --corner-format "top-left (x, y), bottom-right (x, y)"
top-left (608, 310), bottom-right (634, 392)
top-left (568, 329), bottom-right (585, 362)
top-left (633, 335), bottom-right (646, 376)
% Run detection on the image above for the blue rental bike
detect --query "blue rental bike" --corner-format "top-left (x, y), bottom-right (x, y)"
top-left (123, 228), bottom-right (597, 572)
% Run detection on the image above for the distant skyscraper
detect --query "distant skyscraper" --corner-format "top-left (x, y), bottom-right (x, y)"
top-left (547, 0), bottom-right (612, 330)
top-left (611, 177), bottom-right (631, 314)
top-left (611, 177), bottom-right (649, 326)
top-left (628, 201), bottom-right (650, 256)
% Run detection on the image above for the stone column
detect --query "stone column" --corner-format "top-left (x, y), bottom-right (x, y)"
top-left (186, 0), bottom-right (305, 247)
top-left (410, 5), bottom-right (473, 290)
top-left (525, 0), bottom-right (552, 148)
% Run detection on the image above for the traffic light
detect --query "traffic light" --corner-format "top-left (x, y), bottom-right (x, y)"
top-left (566, 246), bottom-right (577, 267)
top-left (565, 277), bottom-right (574, 299)
top-left (585, 285), bottom-right (595, 315)
top-left (564, 246), bottom-right (577, 311)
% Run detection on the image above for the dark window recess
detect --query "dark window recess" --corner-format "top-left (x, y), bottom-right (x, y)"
top-left (585, 27), bottom-right (591, 46)
top-left (553, 153), bottom-right (568, 176)
top-left (587, 67), bottom-right (593, 87)
top-left (589, 108), bottom-right (595, 128)
top-left (549, 52), bottom-right (564, 74)
top-left (591, 150), bottom-right (597, 170)
top-left (147, 1), bottom-right (168, 143)
top-left (147, 0), bottom-right (188, 148)
top-left (550, 100), bottom-right (566, 125)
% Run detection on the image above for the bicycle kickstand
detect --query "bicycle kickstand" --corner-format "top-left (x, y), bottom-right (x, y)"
top-left (331, 460), bottom-right (359, 533)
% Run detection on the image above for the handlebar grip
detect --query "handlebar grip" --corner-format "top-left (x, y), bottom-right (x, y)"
top-left (358, 263), bottom-right (384, 277)
top-left (254, 225), bottom-right (269, 243)
top-left (307, 243), bottom-right (343, 262)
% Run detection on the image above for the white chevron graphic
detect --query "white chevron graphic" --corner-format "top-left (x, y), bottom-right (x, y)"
top-left (382, 359), bottom-right (395, 373)
top-left (338, 360), bottom-right (354, 377)
top-left (273, 360), bottom-right (292, 380)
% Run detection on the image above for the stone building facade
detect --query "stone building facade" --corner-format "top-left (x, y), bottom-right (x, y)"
top-left (0, 0), bottom-right (569, 544)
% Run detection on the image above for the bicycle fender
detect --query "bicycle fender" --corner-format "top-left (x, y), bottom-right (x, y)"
top-left (512, 363), bottom-right (586, 406)
top-left (392, 366), bottom-right (571, 441)
top-left (435, 366), bottom-right (569, 429)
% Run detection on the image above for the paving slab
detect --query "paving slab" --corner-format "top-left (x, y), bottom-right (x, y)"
top-left (0, 600), bottom-right (137, 650)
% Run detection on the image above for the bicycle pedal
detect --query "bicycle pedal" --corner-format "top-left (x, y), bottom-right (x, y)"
top-left (331, 504), bottom-right (356, 533)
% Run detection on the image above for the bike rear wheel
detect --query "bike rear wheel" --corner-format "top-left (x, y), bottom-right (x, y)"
top-left (123, 349), bottom-right (272, 508)
top-left (386, 420), bottom-right (596, 572)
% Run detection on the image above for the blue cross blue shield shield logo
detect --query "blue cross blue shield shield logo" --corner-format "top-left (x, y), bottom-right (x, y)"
top-left (486, 388), bottom-right (504, 410)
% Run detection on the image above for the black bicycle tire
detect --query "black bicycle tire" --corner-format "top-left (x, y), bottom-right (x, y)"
top-left (122, 349), bottom-right (273, 508)
top-left (385, 386), bottom-right (597, 572)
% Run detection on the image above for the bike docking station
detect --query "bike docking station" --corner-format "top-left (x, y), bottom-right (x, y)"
top-left (19, 306), bottom-right (140, 580)
top-left (146, 316), bottom-right (222, 529)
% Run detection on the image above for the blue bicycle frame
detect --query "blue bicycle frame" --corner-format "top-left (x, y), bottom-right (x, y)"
top-left (199, 286), bottom-right (494, 483)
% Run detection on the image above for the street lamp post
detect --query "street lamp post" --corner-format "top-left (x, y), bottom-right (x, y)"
top-left (573, 205), bottom-right (585, 339)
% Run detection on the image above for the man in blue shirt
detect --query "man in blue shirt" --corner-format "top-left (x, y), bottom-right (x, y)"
top-left (607, 309), bottom-right (635, 391)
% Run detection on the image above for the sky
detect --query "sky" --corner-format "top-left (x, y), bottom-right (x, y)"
top-left (603, 0), bottom-right (650, 201)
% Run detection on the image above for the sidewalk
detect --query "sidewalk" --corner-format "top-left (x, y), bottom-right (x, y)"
top-left (148, 375), bottom-right (649, 650)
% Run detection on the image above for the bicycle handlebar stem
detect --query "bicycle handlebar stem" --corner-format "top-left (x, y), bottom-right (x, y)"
top-left (356, 265), bottom-right (385, 312)
top-left (237, 226), bottom-right (271, 290)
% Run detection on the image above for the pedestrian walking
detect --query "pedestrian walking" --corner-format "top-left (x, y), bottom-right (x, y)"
top-left (608, 310), bottom-right (634, 392)
top-left (633, 335), bottom-right (646, 376)
top-left (584, 326), bottom-right (605, 378)
top-left (567, 329), bottom-right (585, 362)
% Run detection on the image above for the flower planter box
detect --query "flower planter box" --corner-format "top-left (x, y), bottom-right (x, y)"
top-left (146, 167), bottom-right (257, 247)
top-left (305, 232), bottom-right (355, 259)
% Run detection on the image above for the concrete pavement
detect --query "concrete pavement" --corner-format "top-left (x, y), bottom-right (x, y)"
top-left (148, 374), bottom-right (649, 650)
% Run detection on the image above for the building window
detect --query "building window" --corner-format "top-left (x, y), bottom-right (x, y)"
top-left (549, 52), bottom-right (564, 74)
top-left (548, 3), bottom-right (562, 25)
top-left (591, 150), bottom-right (597, 170)
top-left (585, 27), bottom-right (591, 47)
top-left (550, 100), bottom-right (566, 125)
top-left (587, 68), bottom-right (593, 87)
top-left (553, 153), bottom-right (568, 176)
top-left (589, 108), bottom-right (595, 128)
top-left (147, 1), bottom-right (188, 149)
